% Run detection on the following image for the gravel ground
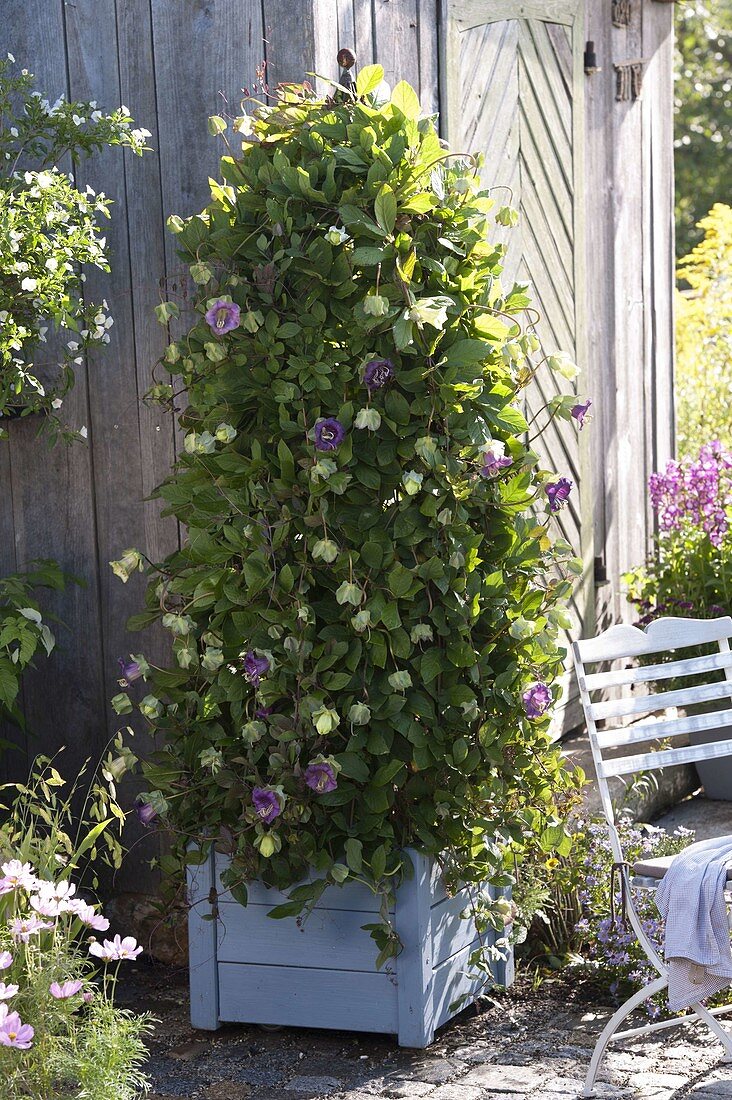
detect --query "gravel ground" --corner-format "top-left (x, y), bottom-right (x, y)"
top-left (117, 962), bottom-right (732, 1100)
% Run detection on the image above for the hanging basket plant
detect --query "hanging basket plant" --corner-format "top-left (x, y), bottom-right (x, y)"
top-left (113, 66), bottom-right (586, 960)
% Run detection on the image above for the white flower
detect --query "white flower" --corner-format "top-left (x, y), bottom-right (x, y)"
top-left (79, 426), bottom-right (88, 440)
top-left (6, 52), bottom-right (15, 63)
top-left (20, 278), bottom-right (37, 292)
top-left (9, 127), bottom-right (17, 138)
top-left (0, 861), bottom-right (37, 892)
top-left (89, 935), bottom-right (142, 962)
top-left (325, 225), bottom-right (349, 245)
top-left (72, 114), bottom-right (85, 126)
top-left (51, 398), bottom-right (63, 410)
top-left (10, 916), bottom-right (53, 943)
top-left (0, 984), bottom-right (18, 1001)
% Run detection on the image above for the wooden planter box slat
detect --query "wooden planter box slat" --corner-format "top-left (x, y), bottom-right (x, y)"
top-left (189, 847), bottom-right (514, 1047)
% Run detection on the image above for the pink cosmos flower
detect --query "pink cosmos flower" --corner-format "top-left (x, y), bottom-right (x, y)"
top-left (50, 979), bottom-right (83, 1000)
top-left (0, 1004), bottom-right (34, 1049)
top-left (0, 952), bottom-right (12, 971)
top-left (0, 983), bottom-right (18, 1000)
top-left (34, 879), bottom-right (76, 910)
top-left (0, 861), bottom-right (37, 894)
top-left (89, 935), bottom-right (143, 962)
top-left (10, 916), bottom-right (54, 943)
top-left (69, 899), bottom-right (110, 931)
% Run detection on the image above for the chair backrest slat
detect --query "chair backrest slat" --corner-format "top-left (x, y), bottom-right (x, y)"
top-left (590, 678), bottom-right (732, 721)
top-left (595, 705), bottom-right (732, 749)
top-left (599, 736), bottom-right (732, 779)
top-left (572, 616), bottom-right (732, 837)
top-left (574, 616), bottom-right (732, 664)
top-left (581, 649), bottom-right (732, 692)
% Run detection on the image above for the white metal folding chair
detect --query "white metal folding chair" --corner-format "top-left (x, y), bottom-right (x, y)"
top-left (573, 616), bottom-right (732, 1097)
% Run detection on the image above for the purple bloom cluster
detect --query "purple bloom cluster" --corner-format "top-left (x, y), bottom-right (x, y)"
top-left (244, 651), bottom-right (270, 686)
top-left (314, 418), bottom-right (345, 451)
top-left (252, 787), bottom-right (282, 824)
top-left (546, 477), bottom-right (572, 513)
top-left (304, 762), bottom-right (338, 793)
top-left (522, 681), bottom-right (551, 719)
top-left (649, 441), bottom-right (732, 548)
top-left (363, 358), bottom-right (394, 391)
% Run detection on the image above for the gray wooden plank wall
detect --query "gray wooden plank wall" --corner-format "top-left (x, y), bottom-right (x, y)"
top-left (585, 0), bottom-right (675, 630)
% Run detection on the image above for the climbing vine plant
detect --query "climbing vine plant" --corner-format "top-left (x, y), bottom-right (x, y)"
top-left (113, 69), bottom-right (587, 961)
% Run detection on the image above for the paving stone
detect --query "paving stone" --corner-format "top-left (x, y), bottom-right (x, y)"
top-left (461, 1063), bottom-right (546, 1092)
top-left (448, 1044), bottom-right (494, 1064)
top-left (394, 1060), bottom-right (466, 1085)
top-left (537, 1078), bottom-right (586, 1096)
top-left (689, 1079), bottom-right (732, 1098)
top-left (428, 1086), bottom-right (483, 1100)
top-left (383, 1084), bottom-right (436, 1098)
top-left (285, 1076), bottom-right (344, 1094)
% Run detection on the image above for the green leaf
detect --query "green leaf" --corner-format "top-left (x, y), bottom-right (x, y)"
top-left (336, 752), bottom-right (371, 783)
top-left (356, 64), bottom-right (385, 96)
top-left (390, 80), bottom-right (421, 120)
top-left (345, 838), bottom-right (363, 873)
top-left (374, 185), bottom-right (397, 234)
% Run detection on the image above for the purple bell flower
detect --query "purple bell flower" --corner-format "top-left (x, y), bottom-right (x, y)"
top-left (363, 358), bottom-right (394, 391)
top-left (204, 299), bottom-right (241, 335)
top-left (134, 800), bottom-right (157, 827)
top-left (244, 651), bottom-right (270, 686)
top-left (571, 398), bottom-right (592, 430)
top-left (304, 762), bottom-right (338, 794)
top-left (522, 681), bottom-right (552, 719)
top-left (252, 787), bottom-right (282, 824)
top-left (480, 441), bottom-right (513, 478)
top-left (546, 477), bottom-right (572, 513)
top-left (118, 656), bottom-right (143, 685)
top-left (314, 418), bottom-right (345, 452)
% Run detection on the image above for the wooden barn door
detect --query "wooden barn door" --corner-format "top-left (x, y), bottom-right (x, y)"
top-left (440, 0), bottom-right (593, 733)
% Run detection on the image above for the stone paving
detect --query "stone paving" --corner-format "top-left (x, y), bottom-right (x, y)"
top-left (118, 962), bottom-right (732, 1100)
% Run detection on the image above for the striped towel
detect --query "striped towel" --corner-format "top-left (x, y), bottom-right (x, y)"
top-left (654, 834), bottom-right (732, 1012)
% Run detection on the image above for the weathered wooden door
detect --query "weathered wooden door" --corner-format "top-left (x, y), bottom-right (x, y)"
top-left (440, 0), bottom-right (593, 732)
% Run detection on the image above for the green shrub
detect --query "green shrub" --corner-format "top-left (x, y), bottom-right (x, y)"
top-left (0, 54), bottom-right (148, 439)
top-left (113, 72), bottom-right (586, 960)
top-left (675, 204), bottom-right (732, 455)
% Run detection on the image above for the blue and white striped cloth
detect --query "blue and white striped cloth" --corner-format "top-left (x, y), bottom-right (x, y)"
top-left (655, 834), bottom-right (732, 1012)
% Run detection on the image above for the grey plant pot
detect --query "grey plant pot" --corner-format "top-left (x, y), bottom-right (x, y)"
top-left (187, 846), bottom-right (514, 1047)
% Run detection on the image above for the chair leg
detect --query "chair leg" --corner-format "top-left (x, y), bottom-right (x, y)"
top-left (690, 1000), bottom-right (732, 1061)
top-left (584, 975), bottom-right (667, 1097)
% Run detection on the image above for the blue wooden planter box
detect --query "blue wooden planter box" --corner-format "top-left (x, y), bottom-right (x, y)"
top-left (188, 847), bottom-right (514, 1047)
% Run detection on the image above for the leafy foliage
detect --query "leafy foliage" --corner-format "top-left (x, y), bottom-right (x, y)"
top-left (0, 54), bottom-right (149, 439)
top-left (0, 560), bottom-right (70, 733)
top-left (114, 73), bottom-right (585, 958)
top-left (675, 1), bottom-right (732, 260)
top-left (675, 204), bottom-right (732, 455)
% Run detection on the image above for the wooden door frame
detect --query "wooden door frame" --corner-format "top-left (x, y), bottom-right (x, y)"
top-left (439, 0), bottom-right (594, 733)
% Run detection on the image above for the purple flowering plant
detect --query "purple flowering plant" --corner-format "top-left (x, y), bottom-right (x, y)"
top-left (117, 72), bottom-right (586, 962)
top-left (625, 442), bottom-right (732, 637)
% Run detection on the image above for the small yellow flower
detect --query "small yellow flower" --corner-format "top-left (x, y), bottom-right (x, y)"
top-left (545, 857), bottom-right (560, 871)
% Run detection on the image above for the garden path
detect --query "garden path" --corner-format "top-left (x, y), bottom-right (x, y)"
top-left (118, 963), bottom-right (732, 1100)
